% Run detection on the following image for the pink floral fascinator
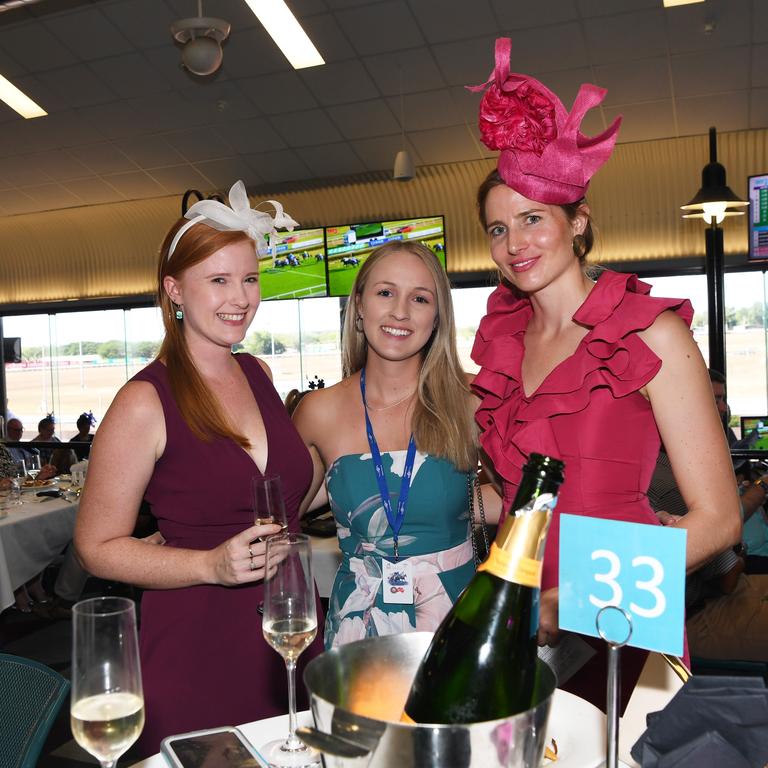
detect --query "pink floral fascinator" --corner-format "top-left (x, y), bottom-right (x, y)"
top-left (468, 38), bottom-right (622, 205)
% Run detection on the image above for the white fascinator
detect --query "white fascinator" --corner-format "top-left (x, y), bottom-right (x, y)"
top-left (167, 180), bottom-right (298, 259)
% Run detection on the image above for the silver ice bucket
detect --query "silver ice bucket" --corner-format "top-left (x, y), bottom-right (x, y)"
top-left (299, 632), bottom-right (556, 768)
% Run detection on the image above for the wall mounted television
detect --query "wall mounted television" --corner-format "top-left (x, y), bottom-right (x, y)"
top-left (325, 215), bottom-right (446, 297)
top-left (258, 227), bottom-right (328, 300)
top-left (748, 173), bottom-right (768, 261)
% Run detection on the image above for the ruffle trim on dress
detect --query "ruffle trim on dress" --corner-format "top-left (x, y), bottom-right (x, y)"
top-left (470, 271), bottom-right (693, 484)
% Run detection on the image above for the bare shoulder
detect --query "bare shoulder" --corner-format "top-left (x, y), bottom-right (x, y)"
top-left (637, 309), bottom-right (697, 358)
top-left (253, 356), bottom-right (273, 381)
top-left (293, 377), bottom-right (355, 424)
top-left (105, 379), bottom-right (163, 424)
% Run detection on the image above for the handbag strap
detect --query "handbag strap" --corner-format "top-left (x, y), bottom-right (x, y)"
top-left (467, 471), bottom-right (490, 567)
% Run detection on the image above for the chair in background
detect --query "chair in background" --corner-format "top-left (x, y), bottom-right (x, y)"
top-left (0, 652), bottom-right (70, 768)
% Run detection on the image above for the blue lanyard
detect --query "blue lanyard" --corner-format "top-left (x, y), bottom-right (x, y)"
top-left (360, 367), bottom-right (417, 558)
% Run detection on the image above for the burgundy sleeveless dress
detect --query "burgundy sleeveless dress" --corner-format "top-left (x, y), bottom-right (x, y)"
top-left (472, 271), bottom-right (693, 709)
top-left (132, 354), bottom-right (321, 755)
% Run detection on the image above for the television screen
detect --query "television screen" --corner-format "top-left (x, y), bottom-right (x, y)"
top-left (740, 416), bottom-right (768, 450)
top-left (325, 215), bottom-right (446, 297)
top-left (258, 227), bottom-right (328, 300)
top-left (748, 173), bottom-right (768, 261)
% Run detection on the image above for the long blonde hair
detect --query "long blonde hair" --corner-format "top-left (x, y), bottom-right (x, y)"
top-left (157, 220), bottom-right (253, 447)
top-left (342, 241), bottom-right (476, 472)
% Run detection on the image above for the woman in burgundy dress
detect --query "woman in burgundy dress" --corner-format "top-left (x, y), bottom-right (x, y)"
top-left (469, 39), bottom-right (741, 705)
top-left (75, 181), bottom-right (322, 756)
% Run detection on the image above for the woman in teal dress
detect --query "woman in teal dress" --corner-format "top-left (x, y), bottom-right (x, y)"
top-left (294, 241), bottom-right (497, 648)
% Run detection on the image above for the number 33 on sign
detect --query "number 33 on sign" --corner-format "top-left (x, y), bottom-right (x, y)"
top-left (558, 515), bottom-right (687, 656)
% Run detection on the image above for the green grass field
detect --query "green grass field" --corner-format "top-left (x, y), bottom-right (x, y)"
top-left (260, 256), bottom-right (327, 300)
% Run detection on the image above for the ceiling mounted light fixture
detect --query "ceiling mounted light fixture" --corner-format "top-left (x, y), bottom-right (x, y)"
top-left (0, 72), bottom-right (46, 118)
top-left (393, 67), bottom-right (414, 181)
top-left (171, 0), bottom-right (231, 77)
top-left (241, 0), bottom-right (324, 70)
top-left (662, 0), bottom-right (705, 7)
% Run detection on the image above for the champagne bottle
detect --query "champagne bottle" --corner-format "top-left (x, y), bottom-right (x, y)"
top-left (402, 453), bottom-right (564, 724)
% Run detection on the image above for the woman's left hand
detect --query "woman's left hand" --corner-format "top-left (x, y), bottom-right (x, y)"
top-left (538, 587), bottom-right (561, 646)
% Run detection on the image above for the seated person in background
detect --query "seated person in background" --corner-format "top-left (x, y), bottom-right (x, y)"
top-left (649, 447), bottom-right (768, 662)
top-left (5, 418), bottom-right (40, 466)
top-left (0, 442), bottom-right (55, 487)
top-left (34, 414), bottom-right (60, 465)
top-left (69, 411), bottom-right (96, 460)
top-left (284, 389), bottom-right (307, 418)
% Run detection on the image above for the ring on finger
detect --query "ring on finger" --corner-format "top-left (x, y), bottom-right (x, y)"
top-left (248, 545), bottom-right (254, 558)
top-left (250, 554), bottom-right (255, 571)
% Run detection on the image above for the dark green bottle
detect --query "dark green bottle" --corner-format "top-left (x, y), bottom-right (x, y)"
top-left (402, 453), bottom-right (564, 724)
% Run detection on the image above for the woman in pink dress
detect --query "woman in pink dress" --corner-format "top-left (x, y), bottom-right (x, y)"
top-left (75, 182), bottom-right (322, 755)
top-left (469, 39), bottom-right (741, 706)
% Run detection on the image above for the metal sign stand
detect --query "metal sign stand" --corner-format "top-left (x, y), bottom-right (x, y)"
top-left (596, 606), bottom-right (633, 768)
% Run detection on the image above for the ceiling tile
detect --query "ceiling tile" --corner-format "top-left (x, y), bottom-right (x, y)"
top-left (750, 88), bottom-right (768, 129)
top-left (62, 176), bottom-right (125, 205)
top-left (269, 108), bottom-right (343, 147)
top-left (34, 111), bottom-right (106, 148)
top-left (67, 142), bottom-right (138, 175)
top-left (101, 0), bottom-right (181, 50)
top-left (148, 164), bottom-right (214, 195)
top-left (576, 0), bottom-right (657, 17)
top-left (324, 0), bottom-right (374, 7)
top-left (88, 52), bottom-right (173, 99)
top-left (350, 133), bottom-right (417, 172)
top-left (245, 149), bottom-right (312, 185)
top-left (584, 8), bottom-right (668, 65)
top-left (665, 0), bottom-right (751, 54)
top-left (432, 36), bottom-right (498, 87)
top-left (21, 182), bottom-right (83, 210)
top-left (0, 154), bottom-right (53, 185)
top-left (300, 60), bottom-right (380, 106)
top-left (164, 127), bottom-right (236, 163)
top-left (363, 48), bottom-right (445, 96)
top-left (676, 91), bottom-right (749, 135)
top-left (510, 22), bottom-right (590, 73)
top-left (165, 0), bottom-right (260, 32)
top-left (386, 89), bottom-right (463, 132)
top-left (25, 150), bottom-right (90, 181)
top-left (295, 142), bottom-right (366, 177)
top-left (142, 44), bottom-right (211, 93)
top-left (326, 99), bottom-right (400, 139)
top-left (672, 46), bottom-right (750, 98)
top-left (216, 117), bottom-right (287, 154)
top-left (74, 101), bottom-right (141, 140)
top-left (0, 45), bottom-right (28, 79)
top-left (193, 158), bottom-right (255, 189)
top-left (35, 64), bottom-right (118, 109)
top-left (753, 44), bottom-right (768, 89)
top-left (238, 71), bottom-right (318, 115)
top-left (219, 27), bottom-right (289, 79)
top-left (408, 0), bottom-right (498, 45)
top-left (528, 68), bottom-right (599, 111)
top-left (603, 100), bottom-right (676, 142)
top-left (125, 91), bottom-right (202, 132)
top-left (447, 85), bottom-right (481, 124)
top-left (407, 125), bottom-right (482, 165)
top-left (755, 0), bottom-right (768, 43)
top-left (3, 72), bottom-right (67, 114)
top-left (113, 136), bottom-right (184, 169)
top-left (595, 57), bottom-right (672, 106)
top-left (0, 20), bottom-right (79, 73)
top-left (299, 13), bottom-right (356, 63)
top-left (42, 7), bottom-right (133, 61)
top-left (335, 1), bottom-right (425, 55)
top-left (492, 0), bottom-right (578, 28)
top-left (101, 171), bottom-right (167, 199)
top-left (287, 0), bottom-right (330, 13)
top-left (0, 188), bottom-right (38, 215)
top-left (176, 80), bottom-right (263, 124)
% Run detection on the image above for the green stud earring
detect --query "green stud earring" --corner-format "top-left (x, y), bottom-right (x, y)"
top-left (175, 307), bottom-right (183, 320)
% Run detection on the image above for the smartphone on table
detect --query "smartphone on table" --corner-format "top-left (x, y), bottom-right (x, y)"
top-left (161, 726), bottom-right (269, 768)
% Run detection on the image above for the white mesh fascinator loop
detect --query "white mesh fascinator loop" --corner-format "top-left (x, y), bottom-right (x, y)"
top-left (167, 180), bottom-right (298, 260)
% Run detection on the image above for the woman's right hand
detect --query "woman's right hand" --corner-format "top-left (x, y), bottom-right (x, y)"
top-left (207, 523), bottom-right (281, 586)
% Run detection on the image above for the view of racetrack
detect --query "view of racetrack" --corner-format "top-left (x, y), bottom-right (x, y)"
top-left (259, 227), bottom-right (327, 300)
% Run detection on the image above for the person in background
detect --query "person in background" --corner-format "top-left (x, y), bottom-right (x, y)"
top-left (69, 411), bottom-right (96, 460)
top-left (5, 418), bottom-right (40, 467)
top-left (294, 241), bottom-right (500, 649)
top-left (33, 415), bottom-right (60, 465)
top-left (75, 181), bottom-right (322, 756)
top-left (469, 38), bottom-right (740, 708)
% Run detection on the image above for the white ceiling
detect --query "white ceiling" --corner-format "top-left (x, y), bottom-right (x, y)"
top-left (0, 0), bottom-right (765, 217)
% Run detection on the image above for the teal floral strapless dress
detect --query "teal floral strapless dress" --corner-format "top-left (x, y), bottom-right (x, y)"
top-left (324, 450), bottom-right (475, 649)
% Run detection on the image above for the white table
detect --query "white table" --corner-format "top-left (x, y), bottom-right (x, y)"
top-left (309, 535), bottom-right (341, 600)
top-left (0, 493), bottom-right (78, 611)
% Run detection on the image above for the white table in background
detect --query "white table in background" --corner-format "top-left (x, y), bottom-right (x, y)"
top-left (309, 535), bottom-right (341, 600)
top-left (0, 493), bottom-right (78, 611)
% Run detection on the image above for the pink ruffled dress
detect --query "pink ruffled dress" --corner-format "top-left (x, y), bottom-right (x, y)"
top-left (472, 271), bottom-right (693, 705)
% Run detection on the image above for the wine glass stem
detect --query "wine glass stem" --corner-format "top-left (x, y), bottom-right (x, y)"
top-left (99, 761), bottom-right (116, 768)
top-left (284, 658), bottom-right (300, 750)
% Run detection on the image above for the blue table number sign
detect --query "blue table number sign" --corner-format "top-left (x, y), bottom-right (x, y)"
top-left (559, 514), bottom-right (687, 655)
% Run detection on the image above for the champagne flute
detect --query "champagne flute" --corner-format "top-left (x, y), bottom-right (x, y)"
top-left (71, 597), bottom-right (145, 768)
top-left (261, 533), bottom-right (320, 768)
top-left (254, 474), bottom-right (288, 615)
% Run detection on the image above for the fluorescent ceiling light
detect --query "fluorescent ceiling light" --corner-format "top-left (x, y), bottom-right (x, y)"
top-left (242, 0), bottom-right (324, 69)
top-left (0, 73), bottom-right (46, 119)
top-left (663, 0), bottom-right (705, 7)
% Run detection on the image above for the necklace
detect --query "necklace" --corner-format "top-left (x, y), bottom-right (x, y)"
top-left (365, 389), bottom-right (416, 412)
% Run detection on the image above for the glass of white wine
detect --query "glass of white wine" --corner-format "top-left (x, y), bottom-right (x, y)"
top-left (71, 597), bottom-right (145, 768)
top-left (26, 454), bottom-right (41, 481)
top-left (253, 474), bottom-right (288, 533)
top-left (261, 533), bottom-right (320, 768)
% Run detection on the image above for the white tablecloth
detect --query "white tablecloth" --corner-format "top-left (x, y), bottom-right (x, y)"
top-left (0, 493), bottom-right (78, 611)
top-left (309, 535), bottom-right (341, 600)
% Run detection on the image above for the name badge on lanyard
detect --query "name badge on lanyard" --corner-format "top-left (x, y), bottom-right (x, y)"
top-left (360, 368), bottom-right (417, 604)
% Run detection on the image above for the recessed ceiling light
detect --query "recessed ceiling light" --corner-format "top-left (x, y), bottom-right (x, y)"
top-left (242, 0), bottom-right (324, 69)
top-left (663, 0), bottom-right (705, 7)
top-left (0, 73), bottom-right (46, 119)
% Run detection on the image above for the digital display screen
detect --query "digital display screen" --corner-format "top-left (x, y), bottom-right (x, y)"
top-left (748, 173), bottom-right (768, 261)
top-left (165, 730), bottom-right (264, 768)
top-left (325, 215), bottom-right (446, 297)
top-left (259, 227), bottom-right (328, 301)
top-left (740, 417), bottom-right (768, 450)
